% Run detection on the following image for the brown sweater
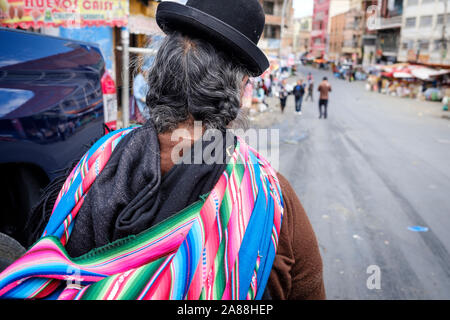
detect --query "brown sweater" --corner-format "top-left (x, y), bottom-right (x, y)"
top-left (318, 81), bottom-right (332, 100)
top-left (267, 173), bottom-right (326, 300)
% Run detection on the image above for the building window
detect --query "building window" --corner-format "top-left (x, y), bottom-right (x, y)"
top-left (263, 25), bottom-right (280, 39)
top-left (405, 17), bottom-right (416, 28)
top-left (401, 40), bottom-right (414, 50)
top-left (419, 40), bottom-right (430, 51)
top-left (437, 13), bottom-right (450, 24)
top-left (386, 0), bottom-right (403, 17)
top-left (301, 20), bottom-right (310, 30)
top-left (263, 1), bottom-right (274, 15)
top-left (434, 39), bottom-right (443, 50)
top-left (419, 15), bottom-right (433, 27)
top-left (407, 0), bottom-right (418, 5)
top-left (314, 38), bottom-right (322, 45)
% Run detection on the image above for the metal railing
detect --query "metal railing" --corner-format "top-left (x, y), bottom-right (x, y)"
top-left (373, 15), bottom-right (403, 30)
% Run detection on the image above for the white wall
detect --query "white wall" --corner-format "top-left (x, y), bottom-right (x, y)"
top-left (399, 0), bottom-right (450, 64)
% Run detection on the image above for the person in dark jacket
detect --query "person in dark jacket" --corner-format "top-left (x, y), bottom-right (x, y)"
top-left (292, 79), bottom-right (305, 115)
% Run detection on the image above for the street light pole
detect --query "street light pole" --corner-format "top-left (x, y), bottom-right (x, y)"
top-left (279, 0), bottom-right (288, 60)
top-left (121, 27), bottom-right (130, 129)
top-left (441, 0), bottom-right (448, 63)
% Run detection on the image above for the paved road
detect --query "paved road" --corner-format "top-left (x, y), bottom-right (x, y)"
top-left (255, 65), bottom-right (450, 299)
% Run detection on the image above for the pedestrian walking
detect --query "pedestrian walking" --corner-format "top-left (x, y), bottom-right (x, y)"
top-left (279, 79), bottom-right (289, 113)
top-left (292, 79), bottom-right (305, 115)
top-left (6, 0), bottom-right (325, 301)
top-left (305, 79), bottom-right (314, 102)
top-left (256, 81), bottom-right (268, 110)
top-left (264, 76), bottom-right (272, 97)
top-left (318, 76), bottom-right (332, 119)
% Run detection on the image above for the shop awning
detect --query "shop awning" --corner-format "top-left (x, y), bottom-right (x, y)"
top-left (380, 64), bottom-right (413, 78)
top-left (393, 72), bottom-right (414, 79)
top-left (411, 67), bottom-right (450, 81)
top-left (377, 63), bottom-right (450, 80)
top-left (0, 0), bottom-right (128, 29)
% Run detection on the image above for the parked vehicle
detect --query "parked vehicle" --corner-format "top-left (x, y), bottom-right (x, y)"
top-left (0, 28), bottom-right (107, 252)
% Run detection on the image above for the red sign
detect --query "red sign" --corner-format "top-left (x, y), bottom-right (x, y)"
top-left (101, 71), bottom-right (118, 131)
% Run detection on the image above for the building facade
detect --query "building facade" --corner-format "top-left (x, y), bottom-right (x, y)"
top-left (258, 0), bottom-right (294, 58)
top-left (328, 0), bottom-right (350, 34)
top-left (361, 0), bottom-right (379, 66)
top-left (293, 15), bottom-right (312, 55)
top-left (341, 5), bottom-right (364, 63)
top-left (398, 0), bottom-right (450, 66)
top-left (329, 12), bottom-right (346, 60)
top-left (311, 0), bottom-right (331, 57)
top-left (368, 0), bottom-right (403, 64)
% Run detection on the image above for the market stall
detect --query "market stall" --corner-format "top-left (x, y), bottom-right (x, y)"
top-left (365, 63), bottom-right (450, 101)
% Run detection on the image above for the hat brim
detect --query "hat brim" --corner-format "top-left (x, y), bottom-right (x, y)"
top-left (156, 1), bottom-right (269, 76)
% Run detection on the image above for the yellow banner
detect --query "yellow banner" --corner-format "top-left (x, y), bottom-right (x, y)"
top-left (0, 0), bottom-right (129, 28)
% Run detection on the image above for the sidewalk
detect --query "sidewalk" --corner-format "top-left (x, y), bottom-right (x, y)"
top-left (352, 80), bottom-right (450, 121)
top-left (248, 75), bottom-right (300, 128)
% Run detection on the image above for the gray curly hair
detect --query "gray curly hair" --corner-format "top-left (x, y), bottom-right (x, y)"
top-left (145, 32), bottom-right (249, 133)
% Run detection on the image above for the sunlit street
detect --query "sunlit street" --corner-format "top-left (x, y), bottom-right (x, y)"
top-left (251, 65), bottom-right (450, 299)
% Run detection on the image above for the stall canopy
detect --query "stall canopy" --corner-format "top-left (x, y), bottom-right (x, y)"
top-left (378, 63), bottom-right (450, 81)
top-left (411, 67), bottom-right (450, 81)
top-left (0, 0), bottom-right (129, 29)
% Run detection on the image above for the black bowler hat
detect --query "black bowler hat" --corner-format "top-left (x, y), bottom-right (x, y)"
top-left (156, 0), bottom-right (269, 76)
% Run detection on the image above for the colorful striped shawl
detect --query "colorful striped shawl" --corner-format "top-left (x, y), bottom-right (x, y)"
top-left (0, 127), bottom-right (283, 300)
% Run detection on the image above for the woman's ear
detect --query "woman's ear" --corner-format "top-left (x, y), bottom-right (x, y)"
top-left (242, 75), bottom-right (249, 87)
top-left (240, 75), bottom-right (250, 102)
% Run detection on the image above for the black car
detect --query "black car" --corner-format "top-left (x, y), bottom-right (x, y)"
top-left (0, 28), bottom-right (106, 257)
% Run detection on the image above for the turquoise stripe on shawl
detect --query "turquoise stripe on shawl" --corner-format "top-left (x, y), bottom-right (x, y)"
top-left (237, 151), bottom-right (282, 299)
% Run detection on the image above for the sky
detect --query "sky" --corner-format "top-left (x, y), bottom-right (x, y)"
top-left (293, 0), bottom-right (314, 18)
top-left (164, 0), bottom-right (314, 18)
